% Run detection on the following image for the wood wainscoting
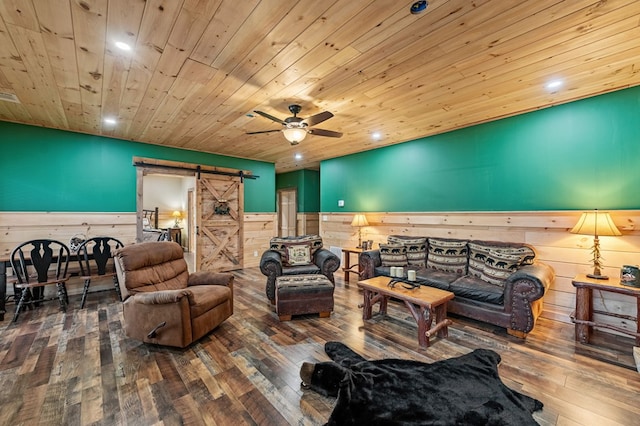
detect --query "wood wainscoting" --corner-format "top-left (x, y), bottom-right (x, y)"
top-left (243, 213), bottom-right (277, 268)
top-left (0, 212), bottom-right (276, 293)
top-left (297, 213), bottom-right (319, 236)
top-left (319, 211), bottom-right (640, 334)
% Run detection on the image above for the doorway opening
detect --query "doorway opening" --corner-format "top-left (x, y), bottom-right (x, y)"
top-left (277, 188), bottom-right (297, 237)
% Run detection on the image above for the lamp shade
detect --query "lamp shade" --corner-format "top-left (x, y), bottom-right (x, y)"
top-left (570, 210), bottom-right (621, 237)
top-left (172, 210), bottom-right (182, 219)
top-left (283, 127), bottom-right (307, 144)
top-left (351, 214), bottom-right (369, 227)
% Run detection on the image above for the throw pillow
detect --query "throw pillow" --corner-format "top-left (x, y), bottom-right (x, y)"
top-left (387, 236), bottom-right (428, 267)
top-left (467, 242), bottom-right (493, 278)
top-left (270, 235), bottom-right (323, 258)
top-left (481, 250), bottom-right (522, 286)
top-left (284, 244), bottom-right (312, 266)
top-left (490, 246), bottom-right (536, 265)
top-left (379, 243), bottom-right (407, 267)
top-left (426, 238), bottom-right (468, 275)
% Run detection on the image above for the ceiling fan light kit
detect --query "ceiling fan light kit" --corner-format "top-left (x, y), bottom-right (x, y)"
top-left (248, 104), bottom-right (342, 145)
top-left (283, 127), bottom-right (307, 145)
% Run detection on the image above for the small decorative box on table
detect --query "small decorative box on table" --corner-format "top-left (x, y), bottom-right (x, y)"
top-left (275, 274), bottom-right (335, 321)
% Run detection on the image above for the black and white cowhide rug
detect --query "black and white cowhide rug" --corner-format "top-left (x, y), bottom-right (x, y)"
top-left (300, 342), bottom-right (543, 426)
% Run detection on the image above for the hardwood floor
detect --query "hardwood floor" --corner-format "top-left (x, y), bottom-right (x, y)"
top-left (1, 268), bottom-right (639, 425)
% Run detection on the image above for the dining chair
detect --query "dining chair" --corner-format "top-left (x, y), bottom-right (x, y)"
top-left (76, 236), bottom-right (125, 308)
top-left (10, 239), bottom-right (71, 322)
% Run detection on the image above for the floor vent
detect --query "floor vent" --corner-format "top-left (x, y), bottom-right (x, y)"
top-left (0, 91), bottom-right (20, 103)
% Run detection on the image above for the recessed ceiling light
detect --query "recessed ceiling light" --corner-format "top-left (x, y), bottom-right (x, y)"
top-left (410, 1), bottom-right (428, 14)
top-left (546, 79), bottom-right (563, 90)
top-left (294, 153), bottom-right (302, 160)
top-left (371, 132), bottom-right (382, 140)
top-left (103, 117), bottom-right (117, 125)
top-left (115, 41), bottom-right (132, 51)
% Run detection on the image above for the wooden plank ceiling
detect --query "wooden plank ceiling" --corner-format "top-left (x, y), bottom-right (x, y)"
top-left (1, 0), bottom-right (639, 172)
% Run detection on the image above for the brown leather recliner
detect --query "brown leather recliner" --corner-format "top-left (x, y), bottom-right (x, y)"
top-left (114, 241), bottom-right (233, 348)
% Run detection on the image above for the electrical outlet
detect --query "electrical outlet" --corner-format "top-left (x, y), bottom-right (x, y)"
top-left (338, 200), bottom-right (345, 207)
top-left (322, 215), bottom-right (328, 221)
top-left (253, 250), bottom-right (258, 257)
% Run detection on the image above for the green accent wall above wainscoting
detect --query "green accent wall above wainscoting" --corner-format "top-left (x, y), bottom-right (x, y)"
top-left (0, 122), bottom-right (275, 212)
top-left (276, 169), bottom-right (320, 213)
top-left (321, 85), bottom-right (640, 212)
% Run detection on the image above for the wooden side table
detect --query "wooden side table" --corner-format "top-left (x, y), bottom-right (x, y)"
top-left (342, 247), bottom-right (363, 284)
top-left (168, 227), bottom-right (182, 246)
top-left (571, 274), bottom-right (640, 346)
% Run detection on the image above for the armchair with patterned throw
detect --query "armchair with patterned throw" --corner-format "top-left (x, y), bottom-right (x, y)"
top-left (114, 241), bottom-right (233, 348)
top-left (260, 235), bottom-right (341, 304)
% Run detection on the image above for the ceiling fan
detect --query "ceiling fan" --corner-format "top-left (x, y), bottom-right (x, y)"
top-left (247, 104), bottom-right (343, 145)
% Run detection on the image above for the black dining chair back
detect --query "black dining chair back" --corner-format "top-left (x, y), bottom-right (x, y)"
top-left (76, 237), bottom-right (125, 308)
top-left (10, 239), bottom-right (71, 322)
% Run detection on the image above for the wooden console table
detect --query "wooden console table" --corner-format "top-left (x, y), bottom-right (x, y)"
top-left (341, 247), bottom-right (363, 284)
top-left (571, 274), bottom-right (640, 346)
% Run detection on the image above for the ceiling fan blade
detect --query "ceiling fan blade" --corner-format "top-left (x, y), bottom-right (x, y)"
top-left (253, 110), bottom-right (286, 125)
top-left (246, 129), bottom-right (282, 135)
top-left (302, 111), bottom-right (333, 127)
top-left (308, 128), bottom-right (343, 138)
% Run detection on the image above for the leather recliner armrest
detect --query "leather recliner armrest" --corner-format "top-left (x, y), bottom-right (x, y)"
top-left (131, 289), bottom-right (191, 305)
top-left (188, 271), bottom-right (234, 287)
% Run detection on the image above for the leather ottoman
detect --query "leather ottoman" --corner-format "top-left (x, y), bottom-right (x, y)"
top-left (275, 274), bottom-right (335, 321)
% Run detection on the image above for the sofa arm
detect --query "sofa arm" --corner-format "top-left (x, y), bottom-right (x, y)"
top-left (504, 262), bottom-right (555, 334)
top-left (359, 250), bottom-right (382, 279)
top-left (260, 250), bottom-right (283, 275)
top-left (260, 250), bottom-right (283, 303)
top-left (188, 271), bottom-right (234, 287)
top-left (313, 249), bottom-right (341, 282)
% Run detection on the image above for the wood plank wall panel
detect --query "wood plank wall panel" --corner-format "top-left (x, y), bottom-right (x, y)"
top-left (297, 213), bottom-right (319, 237)
top-left (319, 211), bottom-right (640, 334)
top-left (0, 212), bottom-right (137, 258)
top-left (0, 211), bottom-right (276, 286)
top-left (243, 214), bottom-right (276, 268)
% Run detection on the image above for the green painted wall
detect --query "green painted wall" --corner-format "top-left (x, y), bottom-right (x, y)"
top-left (275, 169), bottom-right (320, 213)
top-left (0, 122), bottom-right (275, 212)
top-left (321, 86), bottom-right (640, 212)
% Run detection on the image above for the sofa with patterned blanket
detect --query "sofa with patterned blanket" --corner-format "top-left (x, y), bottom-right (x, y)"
top-left (359, 235), bottom-right (555, 338)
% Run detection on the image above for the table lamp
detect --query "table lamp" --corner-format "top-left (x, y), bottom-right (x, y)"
top-left (351, 214), bottom-right (369, 248)
top-left (172, 210), bottom-right (182, 228)
top-left (570, 209), bottom-right (621, 279)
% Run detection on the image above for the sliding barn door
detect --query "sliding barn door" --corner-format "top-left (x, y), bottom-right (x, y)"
top-left (196, 174), bottom-right (244, 271)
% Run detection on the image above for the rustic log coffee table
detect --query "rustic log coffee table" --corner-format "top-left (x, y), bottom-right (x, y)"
top-left (357, 276), bottom-right (454, 348)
